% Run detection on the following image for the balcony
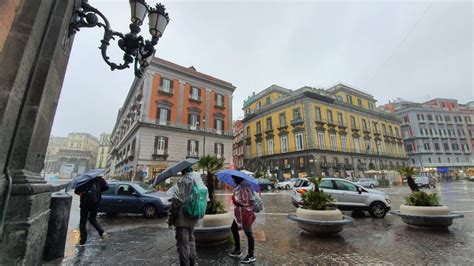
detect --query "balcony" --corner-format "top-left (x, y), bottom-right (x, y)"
top-left (158, 87), bottom-right (174, 96)
top-left (188, 95), bottom-right (202, 103)
top-left (290, 118), bottom-right (304, 127)
top-left (127, 150), bottom-right (134, 160)
top-left (214, 102), bottom-right (225, 109)
top-left (152, 149), bottom-right (168, 160)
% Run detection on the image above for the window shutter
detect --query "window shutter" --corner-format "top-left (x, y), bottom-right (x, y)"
top-left (160, 77), bottom-right (163, 88)
top-left (156, 108), bottom-right (160, 120)
top-left (167, 108), bottom-right (171, 121)
top-left (187, 140), bottom-right (191, 152)
top-left (198, 88), bottom-right (201, 97)
top-left (196, 140), bottom-right (199, 153)
top-left (214, 119), bottom-right (217, 129)
top-left (154, 136), bottom-right (158, 153)
top-left (214, 143), bottom-right (217, 154)
top-left (221, 144), bottom-right (224, 155)
top-left (164, 137), bottom-right (168, 151)
top-left (188, 113), bottom-right (192, 125)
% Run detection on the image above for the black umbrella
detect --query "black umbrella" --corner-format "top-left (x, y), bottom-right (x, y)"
top-left (152, 158), bottom-right (199, 186)
top-left (65, 169), bottom-right (104, 192)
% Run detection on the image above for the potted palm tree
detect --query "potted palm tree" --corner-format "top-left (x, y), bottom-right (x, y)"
top-left (194, 155), bottom-right (233, 245)
top-left (288, 177), bottom-right (353, 235)
top-left (393, 167), bottom-right (463, 228)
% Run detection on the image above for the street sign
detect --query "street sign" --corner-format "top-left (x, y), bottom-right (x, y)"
top-left (143, 172), bottom-right (148, 177)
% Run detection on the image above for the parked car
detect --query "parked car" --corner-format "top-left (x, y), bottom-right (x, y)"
top-left (256, 178), bottom-right (274, 191)
top-left (468, 176), bottom-right (474, 182)
top-left (99, 181), bottom-right (172, 218)
top-left (414, 176), bottom-right (430, 188)
top-left (291, 177), bottom-right (391, 218)
top-left (275, 178), bottom-right (298, 190)
top-left (354, 178), bottom-right (379, 188)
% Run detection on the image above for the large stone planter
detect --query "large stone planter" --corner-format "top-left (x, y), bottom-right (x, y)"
top-left (194, 212), bottom-right (233, 246)
top-left (288, 208), bottom-right (353, 235)
top-left (391, 204), bottom-right (464, 228)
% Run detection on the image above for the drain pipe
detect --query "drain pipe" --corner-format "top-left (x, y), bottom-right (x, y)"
top-left (0, 168), bottom-right (12, 239)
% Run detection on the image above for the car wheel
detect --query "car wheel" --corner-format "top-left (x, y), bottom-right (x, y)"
top-left (143, 204), bottom-right (157, 218)
top-left (285, 185), bottom-right (290, 190)
top-left (370, 184), bottom-right (375, 188)
top-left (368, 202), bottom-right (387, 218)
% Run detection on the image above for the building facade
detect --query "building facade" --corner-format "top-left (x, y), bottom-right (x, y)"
top-left (242, 84), bottom-right (408, 179)
top-left (43, 133), bottom-right (100, 178)
top-left (381, 99), bottom-right (474, 177)
top-left (96, 133), bottom-right (111, 169)
top-left (108, 58), bottom-right (235, 181)
top-left (232, 120), bottom-right (244, 169)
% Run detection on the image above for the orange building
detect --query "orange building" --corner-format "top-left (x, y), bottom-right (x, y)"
top-left (108, 58), bottom-right (236, 179)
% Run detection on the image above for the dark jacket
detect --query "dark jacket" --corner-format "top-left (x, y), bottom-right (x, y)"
top-left (75, 176), bottom-right (109, 208)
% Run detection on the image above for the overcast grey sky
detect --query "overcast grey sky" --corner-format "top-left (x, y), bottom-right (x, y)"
top-left (52, 0), bottom-right (473, 138)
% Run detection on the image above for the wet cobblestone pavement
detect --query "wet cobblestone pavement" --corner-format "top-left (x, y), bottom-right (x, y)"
top-left (54, 181), bottom-right (474, 265)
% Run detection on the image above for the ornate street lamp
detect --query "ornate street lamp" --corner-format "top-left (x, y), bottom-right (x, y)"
top-left (69, 0), bottom-right (170, 78)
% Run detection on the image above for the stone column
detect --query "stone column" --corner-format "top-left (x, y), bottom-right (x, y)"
top-left (0, 0), bottom-right (76, 264)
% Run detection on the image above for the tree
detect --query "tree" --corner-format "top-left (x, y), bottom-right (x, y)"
top-left (398, 166), bottom-right (419, 192)
top-left (198, 155), bottom-right (225, 214)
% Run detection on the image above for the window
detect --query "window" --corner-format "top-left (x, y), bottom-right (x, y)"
top-left (215, 143), bottom-right (224, 158)
top-left (214, 119), bottom-right (224, 133)
top-left (434, 143), bottom-right (440, 151)
top-left (318, 132), bottom-right (325, 149)
top-left (362, 119), bottom-right (368, 131)
top-left (354, 137), bottom-right (361, 152)
top-left (256, 102), bottom-right (261, 110)
top-left (190, 86), bottom-right (200, 100)
top-left (395, 128), bottom-right (400, 136)
top-left (420, 128), bottom-right (424, 135)
top-left (188, 113), bottom-right (200, 127)
top-left (103, 184), bottom-right (116, 195)
top-left (358, 99), bottom-right (362, 107)
top-left (315, 107), bottom-right (322, 122)
top-left (448, 157), bottom-right (451, 163)
top-left (256, 121), bottom-right (262, 134)
top-left (320, 180), bottom-right (334, 189)
top-left (443, 143), bottom-right (450, 150)
top-left (427, 114), bottom-right (433, 121)
top-left (280, 136), bottom-right (288, 153)
top-left (330, 133), bottom-right (337, 151)
top-left (368, 102), bottom-right (375, 111)
top-left (279, 113), bottom-right (287, 127)
top-left (341, 135), bottom-right (347, 151)
top-left (337, 112), bottom-right (344, 126)
top-left (346, 95), bottom-right (353, 104)
top-left (452, 143), bottom-right (459, 150)
top-left (295, 133), bottom-right (304, 151)
top-left (456, 157), bottom-right (459, 162)
top-left (117, 185), bottom-right (136, 196)
top-left (350, 116), bottom-right (356, 128)
top-left (246, 126), bottom-right (250, 137)
top-left (382, 124), bottom-right (387, 135)
top-left (372, 121), bottom-right (378, 133)
top-left (293, 108), bottom-right (301, 121)
top-left (438, 157), bottom-right (441, 163)
top-left (188, 140), bottom-right (199, 157)
top-left (154, 136), bottom-right (168, 155)
top-left (428, 157), bottom-right (432, 163)
top-left (365, 139), bottom-right (371, 151)
top-left (424, 143), bottom-right (431, 151)
top-left (327, 110), bottom-right (333, 124)
top-left (266, 117), bottom-right (272, 131)
top-left (160, 78), bottom-right (172, 93)
top-left (376, 141), bottom-right (382, 153)
top-left (265, 96), bottom-right (271, 105)
top-left (334, 180), bottom-right (358, 192)
top-left (257, 143), bottom-right (263, 156)
top-left (157, 108), bottom-right (170, 125)
top-left (267, 139), bottom-right (274, 155)
top-left (215, 94), bottom-right (224, 107)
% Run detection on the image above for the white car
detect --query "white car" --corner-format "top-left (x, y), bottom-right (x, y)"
top-left (354, 178), bottom-right (379, 188)
top-left (276, 178), bottom-right (298, 190)
top-left (468, 176), bottom-right (474, 182)
top-left (291, 177), bottom-right (392, 218)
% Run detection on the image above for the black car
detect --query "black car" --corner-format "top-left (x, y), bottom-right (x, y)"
top-left (99, 181), bottom-right (171, 218)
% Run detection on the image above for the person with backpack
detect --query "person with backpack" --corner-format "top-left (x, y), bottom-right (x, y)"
top-left (168, 167), bottom-right (208, 266)
top-left (229, 176), bottom-right (257, 264)
top-left (74, 175), bottom-right (109, 245)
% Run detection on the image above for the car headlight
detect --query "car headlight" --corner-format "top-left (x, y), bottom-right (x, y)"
top-left (385, 195), bottom-right (391, 204)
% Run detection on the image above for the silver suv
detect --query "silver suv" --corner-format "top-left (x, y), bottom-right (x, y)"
top-left (291, 177), bottom-right (391, 218)
top-left (354, 178), bottom-right (379, 188)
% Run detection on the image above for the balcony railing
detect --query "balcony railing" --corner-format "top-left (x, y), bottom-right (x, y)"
top-left (140, 117), bottom-right (233, 136)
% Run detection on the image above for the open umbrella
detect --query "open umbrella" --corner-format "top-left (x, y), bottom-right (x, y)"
top-left (66, 169), bottom-right (104, 192)
top-left (152, 158), bottom-right (199, 186)
top-left (216, 169), bottom-right (260, 192)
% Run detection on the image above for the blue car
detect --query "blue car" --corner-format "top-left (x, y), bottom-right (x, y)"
top-left (99, 181), bottom-right (172, 218)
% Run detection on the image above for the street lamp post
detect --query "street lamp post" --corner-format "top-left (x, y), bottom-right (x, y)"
top-left (69, 0), bottom-right (170, 78)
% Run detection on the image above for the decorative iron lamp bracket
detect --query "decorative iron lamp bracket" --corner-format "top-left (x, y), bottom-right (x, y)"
top-left (69, 0), bottom-right (169, 78)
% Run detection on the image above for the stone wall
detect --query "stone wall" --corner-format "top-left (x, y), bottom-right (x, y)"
top-left (0, 0), bottom-right (22, 53)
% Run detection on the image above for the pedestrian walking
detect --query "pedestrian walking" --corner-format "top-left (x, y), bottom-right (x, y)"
top-left (229, 176), bottom-right (256, 264)
top-left (168, 167), bottom-right (208, 266)
top-left (74, 175), bottom-right (109, 245)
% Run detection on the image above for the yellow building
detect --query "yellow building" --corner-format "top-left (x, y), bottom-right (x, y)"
top-left (242, 84), bottom-right (408, 179)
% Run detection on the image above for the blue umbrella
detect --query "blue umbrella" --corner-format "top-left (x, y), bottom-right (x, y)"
top-left (216, 169), bottom-right (260, 192)
top-left (152, 158), bottom-right (199, 186)
top-left (66, 169), bottom-right (104, 192)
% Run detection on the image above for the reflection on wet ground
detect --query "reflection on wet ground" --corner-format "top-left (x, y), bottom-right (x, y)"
top-left (57, 181), bottom-right (474, 265)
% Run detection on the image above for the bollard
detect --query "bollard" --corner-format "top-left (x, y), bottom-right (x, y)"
top-left (43, 192), bottom-right (72, 261)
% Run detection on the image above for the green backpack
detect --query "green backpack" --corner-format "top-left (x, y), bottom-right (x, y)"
top-left (183, 181), bottom-right (208, 220)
